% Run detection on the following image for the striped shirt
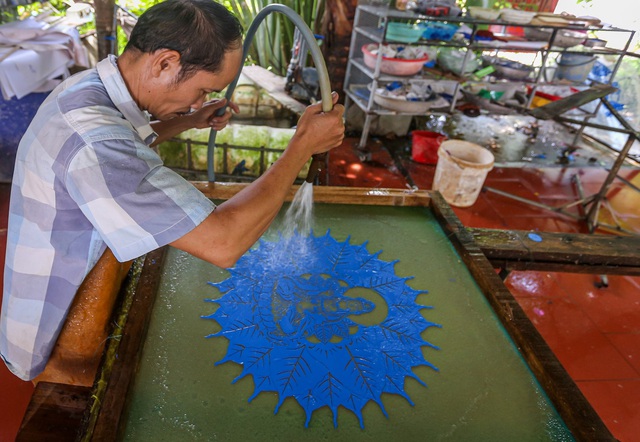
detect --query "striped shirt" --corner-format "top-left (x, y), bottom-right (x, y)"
top-left (1, 55), bottom-right (215, 380)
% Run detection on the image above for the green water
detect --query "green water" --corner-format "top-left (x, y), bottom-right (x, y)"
top-left (123, 204), bottom-right (573, 441)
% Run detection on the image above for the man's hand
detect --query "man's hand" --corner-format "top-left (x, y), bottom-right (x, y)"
top-left (188, 98), bottom-right (240, 131)
top-left (150, 98), bottom-right (240, 146)
top-left (291, 92), bottom-right (345, 156)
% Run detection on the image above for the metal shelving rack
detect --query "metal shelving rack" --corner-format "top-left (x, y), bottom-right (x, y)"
top-left (344, 4), bottom-right (635, 150)
top-left (344, 4), bottom-right (640, 234)
top-left (485, 95), bottom-right (640, 235)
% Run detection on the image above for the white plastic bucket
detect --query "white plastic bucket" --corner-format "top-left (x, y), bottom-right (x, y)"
top-left (433, 140), bottom-right (494, 207)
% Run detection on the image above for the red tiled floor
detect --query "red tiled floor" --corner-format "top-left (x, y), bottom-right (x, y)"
top-left (326, 138), bottom-right (409, 189)
top-left (516, 295), bottom-right (638, 381)
top-left (0, 185), bottom-right (8, 224)
top-left (577, 380), bottom-right (640, 442)
top-left (557, 274), bottom-right (640, 334)
top-left (504, 270), bottom-right (566, 299)
top-left (607, 333), bottom-right (640, 375)
top-left (450, 192), bottom-right (509, 229)
top-left (0, 363), bottom-right (33, 441)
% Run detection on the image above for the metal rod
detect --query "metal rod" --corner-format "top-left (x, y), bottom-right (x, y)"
top-left (483, 186), bottom-right (583, 220)
top-left (573, 173), bottom-right (585, 201)
top-left (605, 169), bottom-right (640, 193)
top-left (556, 116), bottom-right (638, 136)
top-left (555, 119), bottom-right (640, 165)
top-left (586, 134), bottom-right (637, 229)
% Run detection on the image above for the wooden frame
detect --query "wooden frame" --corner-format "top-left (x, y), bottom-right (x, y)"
top-left (18, 184), bottom-right (615, 441)
top-left (469, 227), bottom-right (640, 276)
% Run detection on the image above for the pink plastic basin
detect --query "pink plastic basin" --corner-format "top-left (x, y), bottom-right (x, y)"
top-left (362, 44), bottom-right (429, 76)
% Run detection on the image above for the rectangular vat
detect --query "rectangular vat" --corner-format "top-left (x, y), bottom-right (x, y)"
top-left (29, 185), bottom-right (612, 441)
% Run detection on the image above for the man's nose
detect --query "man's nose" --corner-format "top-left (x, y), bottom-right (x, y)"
top-left (190, 97), bottom-right (206, 111)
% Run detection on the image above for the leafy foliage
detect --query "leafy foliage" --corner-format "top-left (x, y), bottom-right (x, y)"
top-left (118, 0), bottom-right (322, 74)
top-left (221, 0), bottom-right (323, 75)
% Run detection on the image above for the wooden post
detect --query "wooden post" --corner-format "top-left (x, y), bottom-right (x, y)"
top-left (94, 0), bottom-right (117, 61)
top-left (320, 0), bottom-right (358, 103)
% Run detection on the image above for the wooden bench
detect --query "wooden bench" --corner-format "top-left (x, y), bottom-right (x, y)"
top-left (240, 65), bottom-right (307, 116)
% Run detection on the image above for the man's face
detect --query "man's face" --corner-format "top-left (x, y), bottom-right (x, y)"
top-left (148, 47), bottom-right (243, 121)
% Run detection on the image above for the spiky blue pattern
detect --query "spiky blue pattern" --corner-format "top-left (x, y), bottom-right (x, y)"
top-left (203, 231), bottom-right (440, 428)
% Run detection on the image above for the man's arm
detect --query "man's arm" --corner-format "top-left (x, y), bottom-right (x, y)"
top-left (170, 92), bottom-right (345, 268)
top-left (150, 98), bottom-right (239, 146)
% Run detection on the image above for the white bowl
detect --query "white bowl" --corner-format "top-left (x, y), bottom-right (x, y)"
top-left (524, 27), bottom-right (585, 48)
top-left (500, 9), bottom-right (535, 24)
top-left (485, 56), bottom-right (534, 80)
top-left (584, 38), bottom-right (607, 48)
top-left (373, 93), bottom-right (433, 113)
top-left (373, 91), bottom-right (448, 113)
top-left (467, 6), bottom-right (501, 21)
top-left (531, 14), bottom-right (572, 27)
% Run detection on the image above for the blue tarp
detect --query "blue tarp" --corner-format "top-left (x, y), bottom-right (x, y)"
top-left (0, 92), bottom-right (48, 182)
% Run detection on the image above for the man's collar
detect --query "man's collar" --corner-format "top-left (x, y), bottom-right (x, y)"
top-left (96, 55), bottom-right (158, 145)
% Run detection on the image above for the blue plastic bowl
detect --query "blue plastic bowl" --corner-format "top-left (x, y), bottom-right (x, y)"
top-left (421, 22), bottom-right (459, 41)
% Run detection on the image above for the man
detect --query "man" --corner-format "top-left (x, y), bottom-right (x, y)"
top-left (0, 0), bottom-right (345, 382)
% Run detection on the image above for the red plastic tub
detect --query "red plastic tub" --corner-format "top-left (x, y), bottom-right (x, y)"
top-left (411, 131), bottom-right (447, 165)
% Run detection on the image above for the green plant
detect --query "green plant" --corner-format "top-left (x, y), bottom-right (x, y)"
top-left (116, 0), bottom-right (163, 53)
top-left (222, 0), bottom-right (323, 76)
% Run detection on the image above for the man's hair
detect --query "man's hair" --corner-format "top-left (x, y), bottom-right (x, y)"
top-left (125, 0), bottom-right (243, 81)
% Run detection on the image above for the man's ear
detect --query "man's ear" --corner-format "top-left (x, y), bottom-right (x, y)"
top-left (149, 49), bottom-right (182, 79)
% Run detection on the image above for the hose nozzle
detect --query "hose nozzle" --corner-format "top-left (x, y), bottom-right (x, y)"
top-left (305, 153), bottom-right (327, 184)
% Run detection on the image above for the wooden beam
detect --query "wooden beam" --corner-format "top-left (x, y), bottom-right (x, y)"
top-left (469, 228), bottom-right (640, 275)
top-left (83, 248), bottom-right (168, 442)
top-left (93, 0), bottom-right (116, 60)
top-left (192, 181), bottom-right (431, 206)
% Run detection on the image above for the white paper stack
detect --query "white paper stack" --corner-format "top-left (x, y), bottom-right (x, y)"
top-left (0, 17), bottom-right (89, 100)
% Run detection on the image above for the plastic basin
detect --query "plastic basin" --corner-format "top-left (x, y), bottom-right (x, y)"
top-left (385, 22), bottom-right (424, 43)
top-left (421, 22), bottom-right (459, 41)
top-left (362, 44), bottom-right (429, 76)
top-left (411, 131), bottom-right (447, 164)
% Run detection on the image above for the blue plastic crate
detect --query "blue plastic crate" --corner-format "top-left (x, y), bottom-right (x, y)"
top-left (421, 22), bottom-right (459, 41)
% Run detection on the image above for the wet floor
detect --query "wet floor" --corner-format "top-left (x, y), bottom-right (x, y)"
top-left (413, 112), bottom-right (640, 168)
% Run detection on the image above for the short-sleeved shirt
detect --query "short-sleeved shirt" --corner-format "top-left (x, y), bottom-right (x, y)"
top-left (0, 55), bottom-right (216, 380)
